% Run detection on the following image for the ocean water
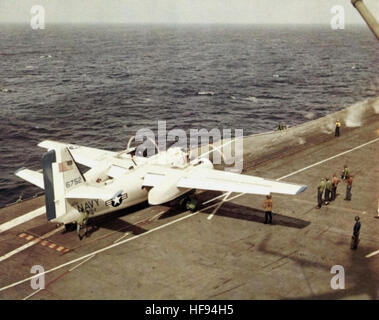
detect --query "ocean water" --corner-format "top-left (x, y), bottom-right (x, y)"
top-left (0, 24), bottom-right (378, 207)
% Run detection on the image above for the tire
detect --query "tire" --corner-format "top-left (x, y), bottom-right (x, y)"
top-left (186, 198), bottom-right (198, 212)
top-left (64, 223), bottom-right (76, 232)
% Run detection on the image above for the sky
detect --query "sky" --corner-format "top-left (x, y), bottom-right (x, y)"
top-left (0, 0), bottom-right (378, 24)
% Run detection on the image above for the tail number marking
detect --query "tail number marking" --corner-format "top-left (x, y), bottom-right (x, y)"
top-left (66, 177), bottom-right (82, 189)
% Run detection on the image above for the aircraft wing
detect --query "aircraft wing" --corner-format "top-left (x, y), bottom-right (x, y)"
top-left (15, 167), bottom-right (44, 189)
top-left (177, 167), bottom-right (307, 195)
top-left (38, 140), bottom-right (117, 168)
top-left (143, 166), bottom-right (307, 196)
top-left (143, 172), bottom-right (165, 187)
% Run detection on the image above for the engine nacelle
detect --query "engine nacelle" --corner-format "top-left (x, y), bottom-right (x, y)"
top-left (148, 174), bottom-right (190, 205)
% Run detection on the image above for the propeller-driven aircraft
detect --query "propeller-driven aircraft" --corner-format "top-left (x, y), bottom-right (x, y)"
top-left (15, 139), bottom-right (307, 228)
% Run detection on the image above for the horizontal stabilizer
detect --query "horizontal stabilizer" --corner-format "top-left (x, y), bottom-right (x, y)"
top-left (38, 140), bottom-right (67, 150)
top-left (15, 168), bottom-right (44, 189)
top-left (38, 140), bottom-right (116, 168)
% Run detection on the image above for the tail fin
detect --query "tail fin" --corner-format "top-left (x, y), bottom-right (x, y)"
top-left (42, 147), bottom-right (85, 221)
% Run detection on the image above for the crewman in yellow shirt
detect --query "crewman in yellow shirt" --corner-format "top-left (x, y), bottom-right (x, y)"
top-left (262, 194), bottom-right (273, 224)
top-left (335, 120), bottom-right (341, 137)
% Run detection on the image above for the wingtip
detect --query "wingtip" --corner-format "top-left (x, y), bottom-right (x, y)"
top-left (37, 140), bottom-right (50, 148)
top-left (296, 185), bottom-right (308, 194)
top-left (14, 167), bottom-right (27, 176)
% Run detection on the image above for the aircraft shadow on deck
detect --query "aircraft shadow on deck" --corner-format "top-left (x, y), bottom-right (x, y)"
top-left (156, 190), bottom-right (311, 229)
top-left (201, 201), bottom-right (311, 229)
top-left (158, 207), bottom-right (183, 219)
top-left (65, 190), bottom-right (310, 238)
top-left (81, 201), bottom-right (151, 237)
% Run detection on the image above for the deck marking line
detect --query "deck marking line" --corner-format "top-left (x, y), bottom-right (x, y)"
top-left (148, 210), bottom-right (166, 222)
top-left (113, 232), bottom-right (132, 244)
top-left (22, 288), bottom-right (43, 301)
top-left (113, 212), bottom-right (166, 244)
top-left (276, 137), bottom-right (379, 181)
top-left (202, 193), bottom-right (229, 205)
top-left (366, 250), bottom-right (379, 258)
top-left (0, 227), bottom-right (64, 263)
top-left (0, 206), bottom-right (46, 234)
top-left (68, 255), bottom-right (96, 272)
top-left (207, 191), bottom-right (232, 220)
top-left (113, 210), bottom-right (166, 244)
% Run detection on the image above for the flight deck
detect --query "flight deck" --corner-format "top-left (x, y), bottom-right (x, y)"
top-left (0, 97), bottom-right (378, 300)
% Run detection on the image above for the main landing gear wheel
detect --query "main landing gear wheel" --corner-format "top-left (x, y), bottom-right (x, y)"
top-left (180, 196), bottom-right (198, 213)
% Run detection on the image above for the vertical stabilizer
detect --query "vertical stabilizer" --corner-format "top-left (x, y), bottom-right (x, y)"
top-left (42, 147), bottom-right (85, 221)
top-left (42, 150), bottom-right (56, 220)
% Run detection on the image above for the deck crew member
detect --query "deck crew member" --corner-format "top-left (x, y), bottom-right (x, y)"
top-left (341, 165), bottom-right (350, 180)
top-left (317, 178), bottom-right (326, 209)
top-left (351, 216), bottom-right (361, 250)
top-left (344, 175), bottom-right (353, 201)
top-left (331, 173), bottom-right (340, 201)
top-left (77, 211), bottom-right (89, 241)
top-left (262, 194), bottom-right (273, 224)
top-left (335, 120), bottom-right (341, 137)
top-left (324, 177), bottom-right (332, 205)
